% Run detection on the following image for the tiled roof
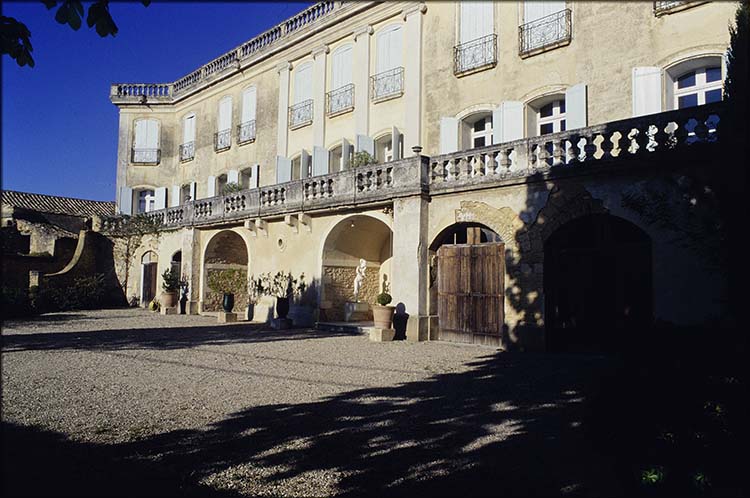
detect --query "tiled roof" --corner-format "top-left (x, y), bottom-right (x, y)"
top-left (1, 190), bottom-right (115, 218)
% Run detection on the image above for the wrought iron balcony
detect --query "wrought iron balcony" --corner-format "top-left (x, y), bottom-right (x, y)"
top-left (653, 1), bottom-right (705, 15)
top-left (237, 120), bottom-right (256, 144)
top-left (326, 83), bottom-right (355, 117)
top-left (131, 148), bottom-right (160, 165)
top-left (519, 9), bottom-right (572, 57)
top-left (289, 99), bottom-right (313, 129)
top-left (179, 141), bottom-right (195, 162)
top-left (371, 67), bottom-right (404, 103)
top-left (214, 129), bottom-right (231, 152)
top-left (454, 34), bottom-right (497, 75)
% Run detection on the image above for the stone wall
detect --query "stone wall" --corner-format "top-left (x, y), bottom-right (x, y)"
top-left (323, 265), bottom-right (379, 322)
top-left (203, 268), bottom-right (248, 312)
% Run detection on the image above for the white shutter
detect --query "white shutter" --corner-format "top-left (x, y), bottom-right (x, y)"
top-left (565, 83), bottom-right (588, 130)
top-left (241, 87), bottom-right (257, 124)
top-left (219, 97), bottom-right (232, 131)
top-left (355, 134), bottom-right (375, 155)
top-left (294, 63), bottom-right (313, 103)
top-left (460, 2), bottom-right (475, 44)
top-left (155, 187), bottom-right (167, 210)
top-left (524, 1), bottom-right (564, 22)
top-left (391, 126), bottom-right (402, 160)
top-left (493, 101), bottom-right (524, 143)
top-left (632, 67), bottom-right (663, 117)
top-left (119, 186), bottom-right (133, 215)
top-left (313, 146), bottom-right (329, 176)
top-left (276, 156), bottom-right (292, 183)
top-left (300, 149), bottom-right (311, 179)
top-left (189, 182), bottom-right (197, 201)
top-left (227, 169), bottom-right (240, 185)
top-left (250, 164), bottom-right (260, 188)
top-left (146, 120), bottom-right (159, 149)
top-left (341, 138), bottom-right (352, 171)
top-left (440, 117), bottom-right (459, 154)
top-left (207, 176), bottom-right (216, 197)
top-left (170, 185), bottom-right (180, 207)
top-left (183, 115), bottom-right (195, 143)
top-left (331, 45), bottom-right (353, 90)
top-left (134, 120), bottom-right (147, 149)
top-left (461, 2), bottom-right (494, 43)
top-left (377, 26), bottom-right (402, 73)
top-left (390, 26), bottom-right (402, 70)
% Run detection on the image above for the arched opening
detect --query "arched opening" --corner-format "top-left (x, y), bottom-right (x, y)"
top-left (544, 214), bottom-right (653, 352)
top-left (140, 251), bottom-right (158, 306)
top-left (460, 111), bottom-right (494, 150)
top-left (170, 251), bottom-right (182, 282)
top-left (202, 231), bottom-right (248, 313)
top-left (429, 222), bottom-right (505, 345)
top-left (321, 215), bottom-right (393, 322)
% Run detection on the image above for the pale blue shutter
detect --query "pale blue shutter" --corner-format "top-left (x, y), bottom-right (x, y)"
top-left (440, 117), bottom-right (458, 154)
top-left (276, 156), bottom-right (292, 183)
top-left (493, 101), bottom-right (524, 143)
top-left (313, 146), bottom-right (329, 176)
top-left (565, 83), bottom-right (588, 130)
top-left (356, 134), bottom-right (375, 155)
top-left (632, 67), bottom-right (663, 117)
top-left (119, 186), bottom-right (133, 215)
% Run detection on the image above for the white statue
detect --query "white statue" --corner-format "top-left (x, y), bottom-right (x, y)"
top-left (353, 258), bottom-right (367, 302)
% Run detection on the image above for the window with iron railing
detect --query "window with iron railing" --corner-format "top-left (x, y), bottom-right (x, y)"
top-left (653, 1), bottom-right (690, 14)
top-left (326, 83), bottom-right (354, 117)
top-left (454, 34), bottom-right (497, 75)
top-left (519, 9), bottom-right (572, 56)
top-left (179, 141), bottom-right (195, 162)
top-left (289, 99), bottom-right (313, 129)
top-left (371, 67), bottom-right (404, 102)
top-left (237, 120), bottom-right (256, 144)
top-left (131, 148), bottom-right (160, 165)
top-left (214, 129), bottom-right (231, 152)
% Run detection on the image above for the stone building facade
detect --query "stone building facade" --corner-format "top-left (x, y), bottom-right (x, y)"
top-left (106, 1), bottom-right (735, 349)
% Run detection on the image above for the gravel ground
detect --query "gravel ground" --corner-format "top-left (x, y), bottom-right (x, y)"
top-left (2, 308), bottom-right (623, 497)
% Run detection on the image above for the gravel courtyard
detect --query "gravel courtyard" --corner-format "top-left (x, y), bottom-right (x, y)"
top-left (2, 308), bottom-right (622, 497)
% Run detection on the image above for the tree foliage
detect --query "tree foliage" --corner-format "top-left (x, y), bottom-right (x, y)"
top-left (1, 0), bottom-right (150, 68)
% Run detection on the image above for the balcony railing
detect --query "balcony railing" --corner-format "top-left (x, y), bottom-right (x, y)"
top-left (519, 9), bottom-right (572, 56)
top-left (179, 141), bottom-right (195, 162)
top-left (237, 120), bottom-right (256, 144)
top-left (326, 83), bottom-right (354, 117)
top-left (371, 67), bottom-right (404, 102)
top-left (131, 148), bottom-right (160, 165)
top-left (454, 34), bottom-right (497, 75)
top-left (289, 99), bottom-right (314, 129)
top-left (653, 1), bottom-right (705, 15)
top-left (214, 129), bottom-right (231, 152)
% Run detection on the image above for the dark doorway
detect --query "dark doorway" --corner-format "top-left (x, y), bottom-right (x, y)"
top-left (142, 263), bottom-right (157, 305)
top-left (544, 214), bottom-right (652, 352)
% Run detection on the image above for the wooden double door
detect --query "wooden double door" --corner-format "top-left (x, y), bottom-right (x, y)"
top-left (437, 242), bottom-right (505, 345)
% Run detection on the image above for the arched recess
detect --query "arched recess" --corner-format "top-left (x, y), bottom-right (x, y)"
top-left (170, 251), bottom-right (182, 282)
top-left (544, 213), bottom-right (652, 352)
top-left (202, 230), bottom-right (249, 312)
top-left (140, 251), bottom-right (159, 306)
top-left (320, 215), bottom-right (393, 322)
top-left (429, 222), bottom-right (505, 345)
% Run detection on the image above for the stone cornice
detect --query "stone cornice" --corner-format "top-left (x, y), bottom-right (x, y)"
top-left (352, 24), bottom-right (374, 41)
top-left (311, 44), bottom-right (330, 58)
top-left (401, 3), bottom-right (427, 21)
top-left (276, 61), bottom-right (292, 74)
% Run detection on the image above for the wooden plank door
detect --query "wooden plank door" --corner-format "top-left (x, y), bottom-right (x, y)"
top-left (437, 243), bottom-right (504, 345)
top-left (143, 262), bottom-right (157, 304)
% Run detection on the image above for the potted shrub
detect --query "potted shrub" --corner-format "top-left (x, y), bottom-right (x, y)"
top-left (247, 274), bottom-right (265, 321)
top-left (372, 292), bottom-right (395, 329)
top-left (262, 271), bottom-right (297, 319)
top-left (352, 151), bottom-right (378, 168)
top-left (160, 268), bottom-right (180, 308)
top-left (207, 269), bottom-right (245, 313)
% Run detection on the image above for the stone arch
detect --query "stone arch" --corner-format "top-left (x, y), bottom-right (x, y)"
top-left (320, 214), bottom-right (393, 322)
top-left (139, 250), bottom-right (159, 306)
top-left (201, 230), bottom-right (249, 313)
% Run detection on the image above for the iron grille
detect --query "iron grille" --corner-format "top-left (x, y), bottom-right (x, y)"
top-left (454, 34), bottom-right (497, 75)
top-left (214, 129), bottom-right (231, 151)
top-left (131, 148), bottom-right (160, 164)
top-left (179, 141), bottom-right (195, 162)
top-left (370, 67), bottom-right (404, 102)
top-left (237, 120), bottom-right (256, 144)
top-left (519, 9), bottom-right (572, 56)
top-left (653, 1), bottom-right (687, 14)
top-left (326, 83), bottom-right (355, 116)
top-left (289, 99), bottom-right (313, 129)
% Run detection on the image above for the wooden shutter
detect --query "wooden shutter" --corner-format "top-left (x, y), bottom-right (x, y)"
top-left (155, 187), bottom-right (167, 210)
top-left (440, 117), bottom-right (459, 154)
top-left (119, 186), bottom-right (133, 215)
top-left (377, 25), bottom-right (402, 73)
top-left (250, 164), bottom-right (260, 188)
top-left (183, 114), bottom-right (195, 143)
top-left (294, 63), bottom-right (313, 104)
top-left (493, 101), bottom-right (524, 143)
top-left (460, 2), bottom-right (494, 43)
top-left (276, 156), bottom-right (291, 183)
top-left (241, 87), bottom-right (257, 124)
top-left (170, 185), bottom-right (180, 207)
top-left (227, 169), bottom-right (240, 184)
top-left (218, 97), bottom-right (232, 132)
top-left (341, 138), bottom-right (352, 170)
top-left (189, 182), bottom-right (197, 201)
top-left (632, 67), bottom-right (663, 117)
top-left (355, 134), bottom-right (375, 155)
top-left (565, 83), bottom-right (588, 130)
top-left (207, 176), bottom-right (216, 197)
top-left (331, 45), bottom-right (353, 90)
top-left (312, 146), bottom-right (329, 176)
top-left (300, 149), bottom-right (311, 179)
top-left (391, 126), bottom-right (402, 160)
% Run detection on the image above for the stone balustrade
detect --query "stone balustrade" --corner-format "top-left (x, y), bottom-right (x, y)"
top-left (103, 103), bottom-right (722, 230)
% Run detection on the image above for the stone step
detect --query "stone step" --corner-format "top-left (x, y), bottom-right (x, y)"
top-left (315, 321), bottom-right (373, 334)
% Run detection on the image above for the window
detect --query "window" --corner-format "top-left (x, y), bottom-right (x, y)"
top-left (372, 25), bottom-right (404, 101)
top-left (674, 66), bottom-right (722, 109)
top-left (216, 174), bottom-right (228, 195)
top-left (132, 119), bottom-right (160, 164)
top-left (240, 167), bottom-right (255, 189)
top-left (180, 114), bottom-right (196, 162)
top-left (328, 45), bottom-right (354, 116)
top-left (291, 156), bottom-right (302, 181)
top-left (462, 114), bottom-right (493, 149)
top-left (215, 96), bottom-right (232, 151)
top-left (136, 189), bottom-right (155, 214)
top-left (180, 184), bottom-right (191, 204)
top-left (538, 99), bottom-right (566, 135)
top-left (519, 1), bottom-right (570, 56)
top-left (455, 1), bottom-right (496, 74)
top-left (375, 135), bottom-right (401, 163)
top-left (239, 87), bottom-right (257, 144)
top-left (290, 62), bottom-right (314, 128)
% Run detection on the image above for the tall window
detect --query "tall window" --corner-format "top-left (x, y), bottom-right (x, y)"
top-left (133, 119), bottom-right (160, 164)
top-left (216, 96), bottom-right (232, 151)
top-left (674, 66), bottom-right (722, 109)
top-left (469, 116), bottom-right (493, 148)
top-left (180, 114), bottom-right (196, 162)
top-left (239, 87), bottom-right (257, 144)
top-left (538, 99), bottom-right (566, 135)
top-left (290, 62), bottom-right (314, 128)
top-left (455, 1), bottom-right (496, 74)
top-left (328, 45), bottom-right (354, 115)
top-left (376, 135), bottom-right (398, 163)
top-left (520, 1), bottom-right (570, 55)
top-left (373, 25), bottom-right (404, 101)
top-left (136, 189), bottom-right (155, 214)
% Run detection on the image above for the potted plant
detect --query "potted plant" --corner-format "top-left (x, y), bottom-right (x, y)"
top-left (207, 269), bottom-right (245, 313)
top-left (351, 151), bottom-right (378, 168)
top-left (262, 271), bottom-right (296, 319)
top-left (160, 268), bottom-right (180, 308)
top-left (372, 292), bottom-right (395, 329)
top-left (247, 274), bottom-right (265, 321)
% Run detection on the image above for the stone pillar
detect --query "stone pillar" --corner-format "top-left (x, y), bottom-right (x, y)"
top-left (391, 194), bottom-right (430, 342)
top-left (402, 3), bottom-right (427, 154)
top-left (183, 227), bottom-right (201, 315)
top-left (115, 112), bottom-right (130, 213)
top-left (352, 24), bottom-right (373, 137)
top-left (276, 62), bottom-right (292, 158)
top-left (312, 44), bottom-right (329, 148)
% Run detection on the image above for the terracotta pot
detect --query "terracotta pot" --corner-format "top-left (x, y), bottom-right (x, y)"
top-left (276, 297), bottom-right (290, 319)
top-left (160, 291), bottom-right (178, 308)
top-left (372, 305), bottom-right (395, 329)
top-left (222, 293), bottom-right (235, 313)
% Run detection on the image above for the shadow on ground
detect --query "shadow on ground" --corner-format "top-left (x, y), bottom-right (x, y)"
top-left (2, 347), bottom-right (624, 497)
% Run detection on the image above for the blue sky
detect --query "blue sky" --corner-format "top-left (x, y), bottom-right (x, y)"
top-left (2, 1), bottom-right (313, 201)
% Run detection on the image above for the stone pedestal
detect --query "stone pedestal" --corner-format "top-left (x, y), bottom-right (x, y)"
top-left (367, 327), bottom-right (395, 342)
top-left (160, 306), bottom-right (178, 315)
top-left (217, 311), bottom-right (237, 323)
top-left (188, 301), bottom-right (200, 315)
top-left (271, 318), bottom-right (293, 330)
top-left (344, 302), bottom-right (370, 322)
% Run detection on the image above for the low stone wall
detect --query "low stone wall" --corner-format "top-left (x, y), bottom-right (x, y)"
top-left (323, 265), bottom-right (378, 321)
